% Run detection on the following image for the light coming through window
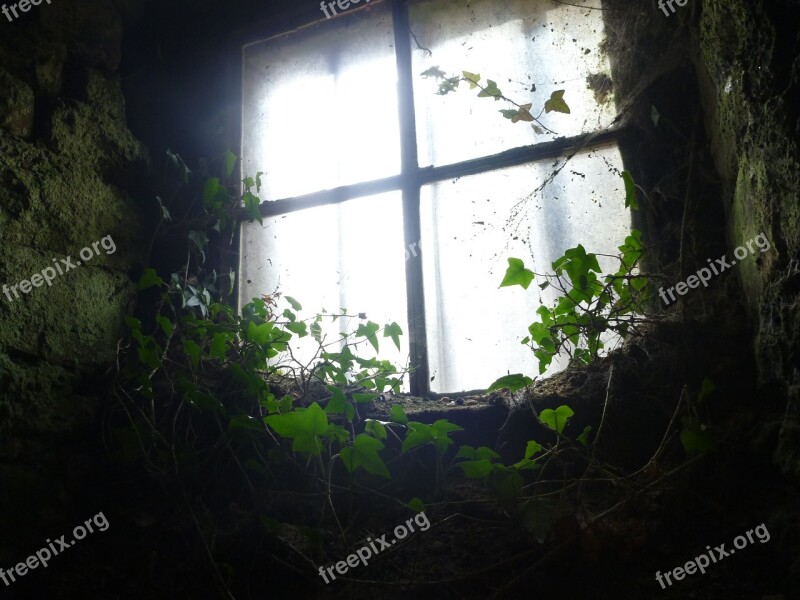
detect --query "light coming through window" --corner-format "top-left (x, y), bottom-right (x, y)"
top-left (239, 0), bottom-right (629, 395)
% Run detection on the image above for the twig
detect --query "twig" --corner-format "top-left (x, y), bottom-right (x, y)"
top-left (590, 364), bottom-right (613, 464)
top-left (408, 24), bottom-right (431, 56)
top-left (547, 0), bottom-right (614, 9)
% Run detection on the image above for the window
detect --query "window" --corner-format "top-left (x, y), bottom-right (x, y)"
top-left (239, 0), bottom-right (629, 395)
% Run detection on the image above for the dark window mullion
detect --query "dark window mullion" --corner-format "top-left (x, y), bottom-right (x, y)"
top-left (254, 173), bottom-right (405, 218)
top-left (415, 128), bottom-right (626, 187)
top-left (392, 0), bottom-right (429, 397)
top-left (249, 128), bottom-right (626, 221)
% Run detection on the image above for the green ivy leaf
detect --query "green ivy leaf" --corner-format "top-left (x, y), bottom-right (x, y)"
top-left (475, 446), bottom-right (501, 461)
top-left (462, 70), bottom-right (481, 88)
top-left (203, 177), bottom-right (223, 209)
top-left (187, 390), bottom-right (225, 415)
top-left (437, 76), bottom-right (461, 95)
top-left (259, 517), bottom-right (282, 534)
top-left (431, 419), bottom-right (463, 436)
top-left (285, 296), bottom-right (302, 311)
top-left (534, 350), bottom-right (554, 374)
top-left (325, 386), bottom-right (347, 415)
top-left (455, 445), bottom-right (476, 460)
top-left (680, 429), bottom-right (716, 455)
top-left (228, 414), bottom-right (262, 433)
top-left (458, 460), bottom-right (494, 478)
top-left (500, 257), bottom-right (535, 289)
top-left (158, 316), bottom-right (173, 337)
top-left (431, 419), bottom-right (463, 454)
top-left (188, 230), bottom-right (209, 263)
top-left (167, 149), bottom-right (191, 183)
top-left (247, 321), bottom-right (275, 346)
top-left (577, 425), bottom-right (593, 446)
top-left (478, 79), bottom-right (502, 99)
top-left (698, 377), bottom-right (716, 402)
top-left (225, 150), bottom-right (237, 177)
top-left (539, 405), bottom-right (574, 434)
top-left (552, 245), bottom-right (602, 301)
top-left (544, 89), bottom-right (570, 114)
top-left (340, 434), bottom-right (390, 478)
top-left (210, 333), bottom-right (228, 359)
top-left (508, 103), bottom-right (534, 123)
top-left (138, 268), bottom-right (163, 292)
top-left (183, 339), bottom-right (201, 370)
top-left (527, 322), bottom-right (552, 345)
top-left (539, 337), bottom-right (556, 354)
top-left (286, 321), bottom-right (308, 337)
top-left (536, 305), bottom-right (554, 326)
top-left (519, 498), bottom-right (555, 543)
top-left (617, 230), bottom-right (644, 271)
top-left (353, 393), bottom-right (379, 403)
top-left (651, 105), bottom-right (661, 127)
top-left (621, 171), bottom-right (639, 210)
top-left (156, 196), bottom-right (171, 221)
top-left (401, 422), bottom-right (435, 453)
top-left (384, 322), bottom-right (403, 351)
top-left (242, 191), bottom-right (263, 225)
top-left (137, 347), bottom-right (160, 369)
top-left (356, 321), bottom-right (380, 352)
top-left (390, 404), bottom-right (408, 425)
top-left (680, 417), bottom-right (716, 455)
top-left (421, 65), bottom-right (447, 79)
top-left (407, 497), bottom-right (425, 513)
top-left (264, 402), bottom-right (329, 455)
top-left (524, 440), bottom-right (543, 459)
top-left (492, 469), bottom-right (524, 501)
top-left (365, 419), bottom-right (388, 440)
top-left (226, 269), bottom-right (236, 296)
top-left (488, 373), bottom-right (533, 392)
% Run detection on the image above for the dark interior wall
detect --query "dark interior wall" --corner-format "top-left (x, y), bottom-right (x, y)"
top-left (601, 0), bottom-right (800, 482)
top-left (603, 1), bottom-right (800, 588)
top-left (604, 3), bottom-right (800, 585)
top-left (0, 0), bottom-right (799, 596)
top-left (694, 0), bottom-right (800, 480)
top-left (0, 0), bottom-right (337, 576)
top-left (602, 1), bottom-right (728, 280)
top-left (119, 0), bottom-right (329, 280)
top-left (0, 0), bottom-right (151, 555)
top-left (0, 0), bottom-right (319, 557)
top-left (121, 0), bottom-right (326, 166)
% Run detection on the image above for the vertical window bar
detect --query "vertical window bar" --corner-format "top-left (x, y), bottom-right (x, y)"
top-left (392, 0), bottom-right (429, 396)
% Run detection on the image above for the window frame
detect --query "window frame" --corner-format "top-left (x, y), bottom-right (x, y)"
top-left (238, 0), bottom-right (626, 397)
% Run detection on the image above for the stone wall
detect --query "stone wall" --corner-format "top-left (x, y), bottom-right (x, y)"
top-left (695, 0), bottom-right (800, 477)
top-left (0, 0), bottom-right (149, 554)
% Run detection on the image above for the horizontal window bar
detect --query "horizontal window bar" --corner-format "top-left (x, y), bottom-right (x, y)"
top-left (242, 126), bottom-right (627, 219)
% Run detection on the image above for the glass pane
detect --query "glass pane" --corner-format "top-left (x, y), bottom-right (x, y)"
top-left (239, 193), bottom-right (410, 381)
top-left (410, 0), bottom-right (615, 166)
top-left (242, 4), bottom-right (400, 200)
top-left (421, 143), bottom-right (629, 393)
